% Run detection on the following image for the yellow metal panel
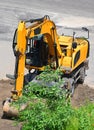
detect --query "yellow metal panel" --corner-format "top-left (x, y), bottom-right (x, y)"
top-left (72, 40), bottom-right (88, 70)
top-left (62, 57), bottom-right (72, 67)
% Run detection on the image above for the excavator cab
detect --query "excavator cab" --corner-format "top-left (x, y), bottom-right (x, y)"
top-left (25, 34), bottom-right (49, 67)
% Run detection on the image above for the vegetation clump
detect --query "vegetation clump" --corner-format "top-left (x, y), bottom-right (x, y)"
top-left (12, 67), bottom-right (94, 130)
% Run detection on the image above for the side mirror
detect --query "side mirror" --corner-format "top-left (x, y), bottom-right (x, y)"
top-left (82, 27), bottom-right (88, 31)
top-left (82, 27), bottom-right (89, 39)
top-left (72, 42), bottom-right (77, 49)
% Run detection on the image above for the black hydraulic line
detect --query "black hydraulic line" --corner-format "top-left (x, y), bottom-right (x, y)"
top-left (14, 55), bottom-right (19, 79)
top-left (53, 43), bottom-right (58, 68)
top-left (13, 55), bottom-right (19, 91)
top-left (52, 27), bottom-right (58, 68)
top-left (14, 50), bottom-right (22, 90)
top-left (12, 29), bottom-right (17, 56)
top-left (14, 50), bottom-right (22, 79)
top-left (26, 17), bottom-right (44, 23)
top-left (25, 15), bottom-right (50, 23)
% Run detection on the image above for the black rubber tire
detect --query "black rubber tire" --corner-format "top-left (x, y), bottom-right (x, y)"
top-left (78, 67), bottom-right (85, 84)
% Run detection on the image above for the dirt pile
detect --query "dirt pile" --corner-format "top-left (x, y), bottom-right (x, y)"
top-left (71, 84), bottom-right (94, 107)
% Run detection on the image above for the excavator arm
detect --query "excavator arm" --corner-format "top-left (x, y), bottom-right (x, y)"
top-left (12, 15), bottom-right (62, 98)
top-left (11, 22), bottom-right (27, 98)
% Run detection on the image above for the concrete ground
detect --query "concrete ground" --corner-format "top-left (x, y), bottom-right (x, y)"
top-left (0, 0), bottom-right (94, 129)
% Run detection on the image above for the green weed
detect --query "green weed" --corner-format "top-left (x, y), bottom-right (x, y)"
top-left (12, 67), bottom-right (94, 130)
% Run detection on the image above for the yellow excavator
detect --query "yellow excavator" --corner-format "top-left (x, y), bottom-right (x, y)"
top-left (3, 15), bottom-right (89, 115)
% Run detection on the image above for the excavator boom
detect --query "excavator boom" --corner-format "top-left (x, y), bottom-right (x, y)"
top-left (11, 16), bottom-right (63, 98)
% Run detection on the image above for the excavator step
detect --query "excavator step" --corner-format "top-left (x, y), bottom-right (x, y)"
top-left (6, 74), bottom-right (15, 80)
